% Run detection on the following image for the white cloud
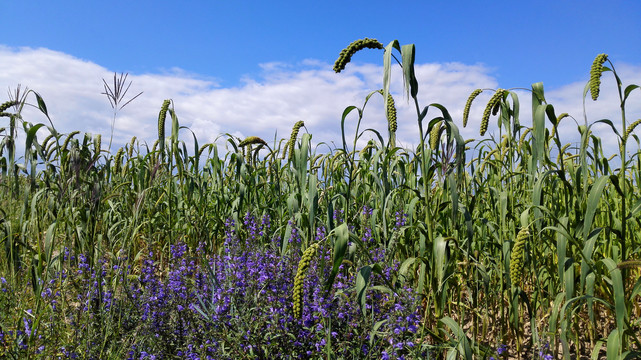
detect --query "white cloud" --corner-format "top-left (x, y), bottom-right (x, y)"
top-left (0, 45), bottom-right (639, 160)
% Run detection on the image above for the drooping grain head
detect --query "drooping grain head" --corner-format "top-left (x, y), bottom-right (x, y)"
top-left (128, 136), bottom-right (137, 158)
top-left (239, 136), bottom-right (268, 148)
top-left (518, 128), bottom-right (531, 150)
top-left (491, 100), bottom-right (501, 116)
top-left (589, 54), bottom-right (608, 101)
top-left (198, 144), bottom-right (209, 159)
top-left (480, 89), bottom-right (505, 136)
top-left (623, 119), bottom-right (641, 144)
top-left (386, 93), bottom-right (397, 133)
top-left (62, 131), bottom-right (81, 151)
top-left (499, 135), bottom-right (510, 153)
top-left (463, 89), bottom-right (482, 128)
top-left (510, 227), bottom-right (529, 287)
top-left (158, 100), bottom-right (171, 141)
top-left (114, 147), bottom-right (124, 172)
top-left (0, 100), bottom-right (19, 117)
top-left (548, 113), bottom-right (569, 140)
top-left (41, 134), bottom-right (55, 150)
top-left (556, 113), bottom-right (569, 123)
top-left (333, 38), bottom-right (384, 73)
top-left (478, 148), bottom-right (499, 174)
top-left (284, 120), bottom-right (305, 161)
top-left (359, 140), bottom-right (376, 159)
top-left (44, 140), bottom-right (57, 161)
top-left (292, 242), bottom-right (319, 319)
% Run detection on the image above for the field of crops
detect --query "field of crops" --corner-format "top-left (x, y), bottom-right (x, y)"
top-left (1, 39), bottom-right (640, 359)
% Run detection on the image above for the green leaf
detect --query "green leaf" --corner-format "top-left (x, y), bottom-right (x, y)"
top-left (34, 92), bottom-right (48, 117)
top-left (325, 223), bottom-right (348, 290)
top-left (340, 106), bottom-right (359, 151)
top-left (382, 40), bottom-right (401, 118)
top-left (532, 103), bottom-right (547, 168)
top-left (44, 222), bottom-right (57, 269)
top-left (603, 258), bottom-right (627, 338)
top-left (25, 123), bottom-right (45, 152)
top-left (369, 319), bottom-right (388, 349)
top-left (583, 175), bottom-right (609, 241)
top-left (355, 265), bottom-right (372, 315)
top-left (281, 222), bottom-right (293, 258)
top-left (606, 328), bottom-right (621, 360)
top-left (307, 175), bottom-right (318, 233)
top-left (433, 236), bottom-right (453, 292)
top-left (440, 316), bottom-right (472, 359)
top-left (398, 257), bottom-right (417, 282)
top-left (590, 340), bottom-right (605, 360)
top-left (401, 43), bottom-right (418, 99)
top-left (623, 84), bottom-right (639, 101)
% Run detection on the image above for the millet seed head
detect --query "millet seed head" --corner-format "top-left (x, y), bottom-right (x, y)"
top-left (333, 38), bottom-right (384, 73)
top-left (158, 99), bottom-right (171, 140)
top-left (589, 53), bottom-right (608, 101)
top-left (518, 128), bottom-right (531, 150)
top-left (430, 121), bottom-right (442, 150)
top-left (623, 119), bottom-right (641, 144)
top-left (292, 242), bottom-right (319, 318)
top-left (128, 136), bottom-right (137, 158)
top-left (284, 121), bottom-right (305, 161)
top-left (480, 89), bottom-right (505, 136)
top-left (386, 93), bottom-right (397, 133)
top-left (239, 136), bottom-right (268, 148)
top-left (0, 100), bottom-right (19, 115)
top-left (463, 89), bottom-right (482, 128)
top-left (509, 227), bottom-right (529, 287)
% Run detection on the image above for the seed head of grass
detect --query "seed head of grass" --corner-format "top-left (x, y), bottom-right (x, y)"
top-left (94, 134), bottom-right (101, 159)
top-left (480, 89), bottom-right (505, 136)
top-left (333, 38), bottom-right (384, 73)
top-left (559, 143), bottom-right (571, 155)
top-left (548, 113), bottom-right (569, 140)
top-left (158, 100), bottom-right (171, 141)
top-left (239, 136), bottom-right (268, 148)
top-left (510, 227), bottom-right (529, 287)
top-left (518, 128), bottom-right (531, 151)
top-left (359, 140), bottom-right (376, 159)
top-left (0, 100), bottom-right (19, 117)
top-left (62, 131), bottom-right (81, 151)
top-left (114, 147), bottom-right (124, 170)
top-left (283, 120), bottom-right (305, 161)
top-left (499, 135), bottom-right (509, 156)
top-left (623, 119), bottom-right (641, 144)
top-left (41, 133), bottom-right (55, 149)
top-left (245, 144), bottom-right (252, 164)
top-left (292, 242), bottom-right (319, 319)
top-left (430, 121), bottom-right (442, 150)
top-left (463, 89), bottom-right (482, 128)
top-left (386, 92), bottom-right (397, 133)
top-left (127, 136), bottom-right (137, 158)
top-left (589, 53), bottom-right (608, 101)
top-left (198, 144), bottom-right (209, 159)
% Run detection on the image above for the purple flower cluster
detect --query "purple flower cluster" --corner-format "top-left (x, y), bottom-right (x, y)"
top-left (393, 211), bottom-right (408, 230)
top-left (0, 217), bottom-right (425, 359)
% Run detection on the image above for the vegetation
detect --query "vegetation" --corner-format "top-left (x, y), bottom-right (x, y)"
top-left (0, 39), bottom-right (640, 359)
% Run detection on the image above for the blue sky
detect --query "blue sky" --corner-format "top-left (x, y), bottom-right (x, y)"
top-left (1, 1), bottom-right (640, 153)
